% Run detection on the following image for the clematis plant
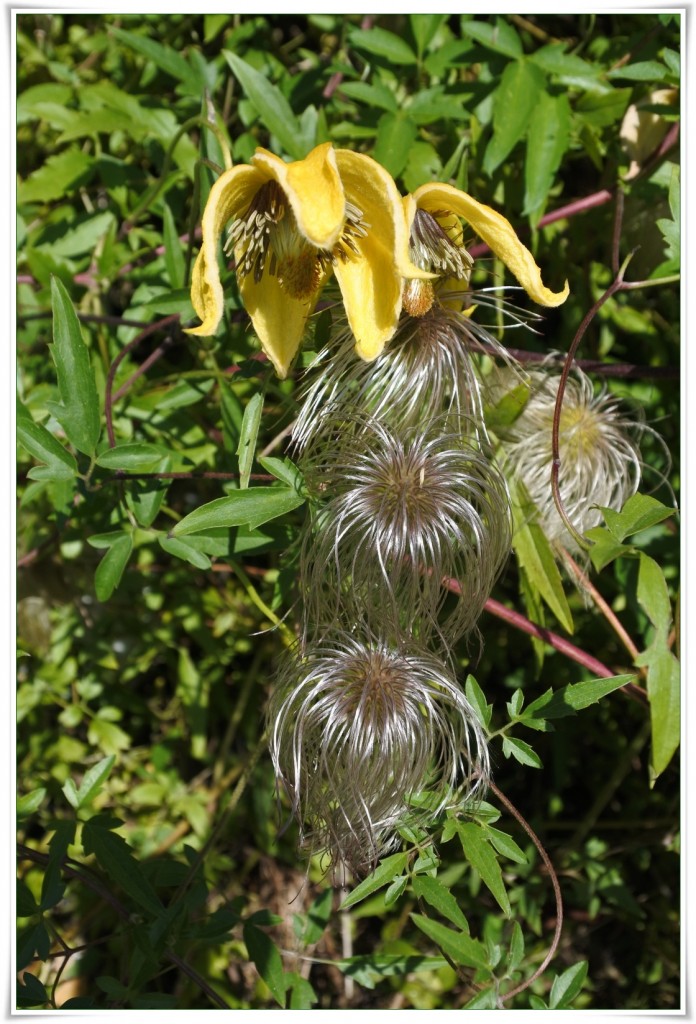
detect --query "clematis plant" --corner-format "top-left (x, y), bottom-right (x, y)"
top-left (401, 182), bottom-right (569, 326)
top-left (187, 142), bottom-right (427, 376)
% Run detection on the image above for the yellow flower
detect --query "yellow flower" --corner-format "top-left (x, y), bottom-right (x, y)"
top-left (187, 143), bottom-right (423, 377)
top-left (401, 182), bottom-right (569, 319)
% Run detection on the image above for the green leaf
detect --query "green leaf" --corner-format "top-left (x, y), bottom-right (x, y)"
top-left (524, 91), bottom-right (571, 216)
top-left (508, 920), bottom-right (525, 972)
top-left (173, 487), bottom-right (304, 535)
top-left (529, 44), bottom-right (604, 89)
top-left (464, 987), bottom-right (497, 1009)
top-left (456, 823), bottom-right (511, 916)
top-left (607, 60), bottom-right (670, 81)
top-left (410, 914), bottom-right (488, 969)
top-left (96, 442), bottom-right (171, 472)
top-left (111, 27), bottom-right (202, 91)
top-left (461, 17), bottom-right (523, 58)
top-left (162, 201), bottom-right (185, 289)
top-left (340, 852), bottom-right (409, 909)
top-left (510, 480), bottom-right (574, 633)
top-left (638, 639), bottom-right (680, 780)
top-left (42, 211), bottom-right (115, 259)
top-left (599, 493), bottom-right (675, 542)
top-left (243, 922), bottom-right (286, 1006)
top-left (522, 675), bottom-right (636, 722)
top-left (257, 455), bottom-right (303, 489)
top-left (485, 381), bottom-right (530, 433)
top-left (17, 788), bottom-right (46, 819)
top-left (87, 718), bottom-right (131, 755)
top-left (338, 81), bottom-right (397, 112)
top-left (465, 675), bottom-right (493, 731)
top-left (223, 51), bottom-right (304, 159)
top-left (412, 875), bottom-right (470, 932)
top-left (94, 533), bottom-right (133, 602)
top-left (409, 14), bottom-right (447, 56)
top-left (237, 391), bottom-right (264, 490)
top-left (47, 277), bottom-right (101, 457)
top-left (287, 973), bottom-right (318, 1010)
top-left (348, 26), bottom-right (418, 65)
top-left (297, 888), bottom-right (333, 946)
top-left (385, 875), bottom-right (408, 906)
top-left (484, 60), bottom-right (546, 175)
top-left (75, 754), bottom-right (115, 808)
top-left (17, 973), bottom-right (49, 1008)
top-left (502, 735), bottom-right (542, 769)
top-left (372, 111), bottom-right (418, 178)
top-left (62, 778), bottom-right (80, 809)
top-left (18, 147), bottom-right (93, 204)
top-left (17, 399), bottom-right (79, 480)
top-left (486, 826), bottom-right (527, 865)
top-left (549, 960), bottom-right (588, 1009)
top-left (637, 553), bottom-right (672, 634)
top-left (585, 526), bottom-right (633, 572)
top-left (17, 879), bottom-right (39, 917)
top-left (82, 817), bottom-right (163, 916)
top-left (338, 953), bottom-right (449, 986)
top-left (159, 536), bottom-right (212, 570)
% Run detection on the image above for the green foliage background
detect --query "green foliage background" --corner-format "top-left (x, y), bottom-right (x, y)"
top-left (17, 12), bottom-right (680, 1011)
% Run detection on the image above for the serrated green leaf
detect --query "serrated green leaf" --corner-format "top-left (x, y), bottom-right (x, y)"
top-left (385, 875), bottom-right (408, 906)
top-left (549, 960), bottom-right (588, 1008)
top-left (502, 734), bottom-right (542, 768)
top-left (464, 987), bottom-right (497, 1009)
top-left (349, 26), bottom-right (418, 65)
top-left (18, 147), bottom-right (94, 204)
top-left (522, 674), bottom-right (635, 722)
top-left (484, 59), bottom-right (546, 175)
top-left (372, 111), bottom-right (418, 178)
top-left (40, 211), bottom-right (115, 259)
top-left (298, 888), bottom-right (333, 946)
top-left (257, 455), bottom-right (303, 489)
top-left (159, 535), bottom-right (212, 570)
top-left (412, 875), bottom-right (470, 932)
top-left (600, 492), bottom-right (676, 542)
top-left (162, 201), bottom-right (185, 289)
top-left (237, 391), bottom-right (264, 490)
top-left (94, 534), bottom-right (133, 601)
top-left (507, 688), bottom-right (524, 718)
top-left (82, 818), bottom-right (163, 916)
top-left (243, 923), bottom-right (285, 1006)
top-left (17, 788), bottom-right (46, 819)
top-left (410, 913), bottom-right (488, 969)
top-left (486, 826), bottom-right (528, 865)
top-left (461, 17), bottom-right (522, 58)
top-left (287, 973), bottom-right (318, 1010)
top-left (524, 91), bottom-right (571, 217)
top-left (456, 822), bottom-right (511, 916)
top-left (48, 277), bottom-right (101, 457)
top-left (340, 852), bottom-right (409, 909)
top-left (510, 480), bottom-right (574, 633)
top-left (173, 487), bottom-right (304, 535)
top-left (585, 526), bottom-right (633, 571)
top-left (223, 51), bottom-right (304, 159)
top-left (75, 754), bottom-right (115, 808)
top-left (529, 44), bottom-right (604, 89)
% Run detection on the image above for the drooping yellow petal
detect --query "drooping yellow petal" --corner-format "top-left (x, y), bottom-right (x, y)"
top-left (413, 182), bottom-right (569, 307)
top-left (187, 164), bottom-right (267, 337)
top-left (240, 271), bottom-right (326, 379)
top-left (332, 151), bottom-right (432, 362)
top-left (253, 143), bottom-right (345, 251)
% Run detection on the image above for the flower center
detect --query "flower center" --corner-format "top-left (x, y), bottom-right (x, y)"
top-left (404, 208), bottom-right (474, 317)
top-left (225, 181), bottom-right (367, 301)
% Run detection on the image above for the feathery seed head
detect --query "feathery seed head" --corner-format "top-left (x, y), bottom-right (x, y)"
top-left (268, 633), bottom-right (489, 873)
top-left (299, 415), bottom-right (512, 647)
top-left (494, 365), bottom-right (645, 544)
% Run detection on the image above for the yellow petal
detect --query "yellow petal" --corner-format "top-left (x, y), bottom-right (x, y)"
top-left (413, 182), bottom-right (569, 307)
top-left (240, 271), bottom-right (323, 379)
top-left (332, 151), bottom-right (431, 362)
top-left (253, 143), bottom-right (345, 250)
top-left (186, 164), bottom-right (267, 337)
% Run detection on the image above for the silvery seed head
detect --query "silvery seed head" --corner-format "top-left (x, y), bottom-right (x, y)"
top-left (268, 633), bottom-right (489, 874)
top-left (293, 297), bottom-right (528, 453)
top-left (494, 365), bottom-right (645, 544)
top-left (299, 415), bottom-right (512, 649)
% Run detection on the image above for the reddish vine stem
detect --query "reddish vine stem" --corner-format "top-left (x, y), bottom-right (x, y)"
top-left (479, 596), bottom-right (648, 707)
top-left (487, 779), bottom-right (564, 1005)
top-left (104, 314), bottom-right (180, 447)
